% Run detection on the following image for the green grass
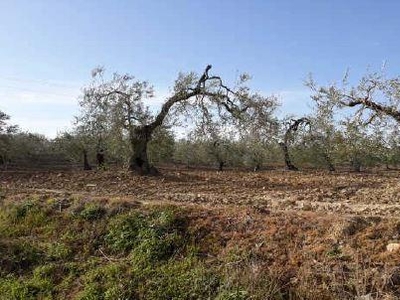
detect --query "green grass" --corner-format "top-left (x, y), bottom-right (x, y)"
top-left (0, 197), bottom-right (262, 299)
top-left (1, 195), bottom-right (393, 299)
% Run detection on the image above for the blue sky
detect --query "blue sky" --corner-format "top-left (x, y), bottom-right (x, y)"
top-left (1, 0), bottom-right (399, 137)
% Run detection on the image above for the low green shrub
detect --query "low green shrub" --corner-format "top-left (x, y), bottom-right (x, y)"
top-left (79, 203), bottom-right (107, 221)
top-left (0, 274), bottom-right (54, 300)
top-left (0, 199), bottom-right (50, 237)
top-left (140, 255), bottom-right (220, 300)
top-left (45, 242), bottom-right (72, 260)
top-left (0, 241), bottom-right (44, 275)
top-left (77, 262), bottom-right (136, 300)
top-left (105, 206), bottom-right (187, 262)
top-left (8, 200), bottom-right (39, 222)
top-left (105, 212), bottom-right (146, 253)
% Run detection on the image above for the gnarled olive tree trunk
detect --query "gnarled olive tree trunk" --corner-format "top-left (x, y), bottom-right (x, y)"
top-left (280, 117), bottom-right (310, 171)
top-left (129, 126), bottom-right (158, 175)
top-left (279, 141), bottom-right (298, 171)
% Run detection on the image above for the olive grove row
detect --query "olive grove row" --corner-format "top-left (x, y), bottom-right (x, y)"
top-left (1, 66), bottom-right (400, 173)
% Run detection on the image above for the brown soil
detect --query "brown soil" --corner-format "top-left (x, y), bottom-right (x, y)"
top-left (2, 168), bottom-right (400, 217)
top-left (2, 168), bottom-right (400, 298)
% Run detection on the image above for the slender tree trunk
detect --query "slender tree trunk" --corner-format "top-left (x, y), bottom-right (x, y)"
top-left (280, 142), bottom-right (298, 171)
top-left (280, 118), bottom-right (310, 171)
top-left (322, 152), bottom-right (335, 171)
top-left (96, 150), bottom-right (105, 169)
top-left (0, 155), bottom-right (6, 170)
top-left (83, 149), bottom-right (92, 170)
top-left (351, 157), bottom-right (362, 172)
top-left (218, 161), bottom-right (224, 171)
top-left (1, 155), bottom-right (10, 170)
top-left (327, 161), bottom-right (335, 172)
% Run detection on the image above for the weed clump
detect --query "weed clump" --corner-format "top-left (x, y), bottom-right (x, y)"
top-left (105, 206), bottom-right (187, 262)
top-left (0, 272), bottom-right (54, 300)
top-left (78, 203), bottom-right (107, 221)
top-left (77, 262), bottom-right (136, 300)
top-left (141, 255), bottom-right (220, 300)
top-left (0, 241), bottom-right (44, 276)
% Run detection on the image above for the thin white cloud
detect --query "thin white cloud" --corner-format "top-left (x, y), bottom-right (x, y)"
top-left (1, 86), bottom-right (81, 105)
top-left (12, 117), bottom-right (74, 138)
top-left (0, 79), bottom-right (81, 138)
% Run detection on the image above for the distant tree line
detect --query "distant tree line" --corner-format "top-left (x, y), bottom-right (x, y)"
top-left (1, 67), bottom-right (400, 173)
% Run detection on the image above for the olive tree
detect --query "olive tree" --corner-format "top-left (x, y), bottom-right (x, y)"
top-left (305, 96), bottom-right (340, 171)
top-left (337, 117), bottom-right (394, 171)
top-left (307, 71), bottom-right (400, 128)
top-left (0, 111), bottom-right (18, 134)
top-left (307, 70), bottom-right (400, 170)
top-left (77, 65), bottom-right (277, 175)
top-left (0, 111), bottom-right (9, 132)
top-left (0, 111), bottom-right (18, 167)
top-left (196, 125), bottom-right (239, 171)
top-left (385, 125), bottom-right (400, 168)
top-left (237, 96), bottom-right (279, 170)
top-left (279, 117), bottom-right (311, 171)
top-left (53, 131), bottom-right (94, 170)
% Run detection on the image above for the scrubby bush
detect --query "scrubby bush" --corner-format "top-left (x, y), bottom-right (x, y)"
top-left (79, 203), bottom-right (107, 221)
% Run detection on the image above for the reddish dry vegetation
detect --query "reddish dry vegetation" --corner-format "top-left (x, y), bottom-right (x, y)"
top-left (2, 168), bottom-right (400, 298)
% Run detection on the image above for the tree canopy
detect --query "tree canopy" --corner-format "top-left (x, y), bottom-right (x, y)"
top-left (76, 65), bottom-right (278, 174)
top-left (307, 71), bottom-right (400, 125)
